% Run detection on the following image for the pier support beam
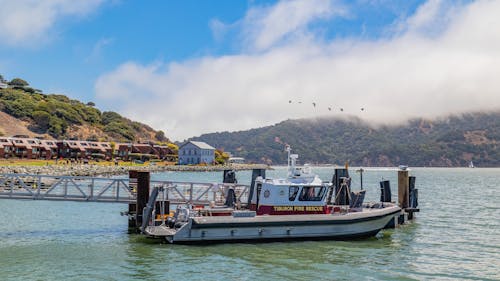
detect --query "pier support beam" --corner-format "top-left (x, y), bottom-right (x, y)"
top-left (398, 170), bottom-right (409, 209)
top-left (135, 171), bottom-right (150, 229)
top-left (223, 170), bottom-right (237, 184)
top-left (248, 169), bottom-right (265, 207)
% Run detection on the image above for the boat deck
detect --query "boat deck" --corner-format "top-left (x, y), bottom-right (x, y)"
top-left (144, 225), bottom-right (177, 237)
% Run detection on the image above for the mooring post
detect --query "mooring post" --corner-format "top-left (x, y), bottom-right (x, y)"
top-left (128, 171), bottom-right (138, 229)
top-left (135, 171), bottom-right (150, 230)
top-left (398, 169), bottom-right (409, 209)
top-left (248, 169), bottom-right (265, 207)
top-left (223, 169), bottom-right (237, 183)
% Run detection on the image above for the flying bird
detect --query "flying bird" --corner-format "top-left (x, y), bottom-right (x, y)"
top-left (328, 107), bottom-right (332, 111)
top-left (340, 108), bottom-right (344, 112)
top-left (289, 100), bottom-right (292, 103)
top-left (361, 108), bottom-right (365, 111)
top-left (312, 102), bottom-right (316, 107)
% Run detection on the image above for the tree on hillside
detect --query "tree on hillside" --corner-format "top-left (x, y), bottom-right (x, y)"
top-left (87, 101), bottom-right (95, 106)
top-left (155, 130), bottom-right (167, 141)
top-left (167, 143), bottom-right (178, 154)
top-left (102, 111), bottom-right (122, 125)
top-left (9, 78), bottom-right (29, 87)
top-left (215, 149), bottom-right (230, 165)
top-left (0, 74), bottom-right (6, 83)
top-left (32, 110), bottom-right (51, 131)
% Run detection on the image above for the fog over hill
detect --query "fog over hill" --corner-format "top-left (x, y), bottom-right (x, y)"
top-left (191, 111), bottom-right (500, 167)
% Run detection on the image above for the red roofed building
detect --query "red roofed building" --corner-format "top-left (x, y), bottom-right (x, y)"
top-left (0, 137), bottom-right (14, 158)
top-left (58, 140), bottom-right (86, 159)
top-left (39, 140), bottom-right (58, 159)
top-left (10, 138), bottom-right (37, 158)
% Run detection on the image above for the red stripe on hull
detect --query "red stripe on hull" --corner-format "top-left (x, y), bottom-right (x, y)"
top-left (251, 204), bottom-right (330, 215)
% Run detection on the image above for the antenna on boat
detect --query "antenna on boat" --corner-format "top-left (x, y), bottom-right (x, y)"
top-left (286, 145), bottom-right (300, 177)
top-left (286, 145), bottom-right (292, 177)
top-left (286, 144), bottom-right (291, 169)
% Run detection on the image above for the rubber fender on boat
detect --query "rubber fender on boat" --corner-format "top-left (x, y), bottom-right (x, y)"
top-left (167, 217), bottom-right (176, 228)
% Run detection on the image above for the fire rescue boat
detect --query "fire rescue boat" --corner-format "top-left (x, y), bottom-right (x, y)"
top-left (142, 147), bottom-right (401, 244)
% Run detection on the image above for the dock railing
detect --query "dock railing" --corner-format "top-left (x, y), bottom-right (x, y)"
top-left (0, 173), bottom-right (249, 205)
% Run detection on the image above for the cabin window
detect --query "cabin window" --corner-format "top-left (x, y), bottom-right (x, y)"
top-left (299, 186), bottom-right (326, 201)
top-left (289, 186), bottom-right (300, 201)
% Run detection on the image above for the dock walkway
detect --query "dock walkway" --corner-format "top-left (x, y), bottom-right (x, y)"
top-left (0, 173), bottom-right (249, 205)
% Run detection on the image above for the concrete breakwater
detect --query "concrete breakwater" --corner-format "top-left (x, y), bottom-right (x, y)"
top-left (0, 163), bottom-right (270, 177)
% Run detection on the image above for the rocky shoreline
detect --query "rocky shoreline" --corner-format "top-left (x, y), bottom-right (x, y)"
top-left (0, 163), bottom-right (271, 177)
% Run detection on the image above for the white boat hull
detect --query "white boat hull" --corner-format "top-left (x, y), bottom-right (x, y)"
top-left (144, 205), bottom-right (401, 244)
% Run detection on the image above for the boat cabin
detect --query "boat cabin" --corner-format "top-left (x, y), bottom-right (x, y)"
top-left (249, 177), bottom-right (330, 215)
top-left (248, 152), bottom-right (331, 215)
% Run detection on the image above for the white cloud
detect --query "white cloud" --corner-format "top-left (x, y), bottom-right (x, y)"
top-left (0, 0), bottom-right (107, 46)
top-left (95, 0), bottom-right (500, 141)
top-left (85, 37), bottom-right (114, 63)
top-left (239, 0), bottom-right (348, 51)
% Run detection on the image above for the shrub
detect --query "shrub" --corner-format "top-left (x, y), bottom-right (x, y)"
top-left (32, 110), bottom-right (51, 130)
top-left (9, 78), bottom-right (29, 87)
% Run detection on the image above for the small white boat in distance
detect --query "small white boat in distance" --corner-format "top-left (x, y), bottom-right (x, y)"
top-left (143, 147), bottom-right (401, 244)
top-left (469, 161), bottom-right (475, 168)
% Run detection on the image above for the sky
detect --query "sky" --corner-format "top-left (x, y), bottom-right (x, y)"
top-left (1, 0), bottom-right (499, 141)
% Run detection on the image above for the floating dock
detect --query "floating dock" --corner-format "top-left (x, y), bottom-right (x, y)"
top-left (0, 167), bottom-right (418, 233)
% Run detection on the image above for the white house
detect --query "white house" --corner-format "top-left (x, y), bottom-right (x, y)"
top-left (0, 81), bottom-right (8, 89)
top-left (178, 141), bottom-right (215, 165)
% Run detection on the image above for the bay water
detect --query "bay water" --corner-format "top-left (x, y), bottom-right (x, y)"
top-left (0, 167), bottom-right (498, 280)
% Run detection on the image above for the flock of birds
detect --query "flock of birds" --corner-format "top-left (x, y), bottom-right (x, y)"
top-left (288, 100), bottom-right (365, 112)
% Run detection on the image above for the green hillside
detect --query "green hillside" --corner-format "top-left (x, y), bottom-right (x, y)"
top-left (192, 112), bottom-right (500, 167)
top-left (0, 76), bottom-right (167, 142)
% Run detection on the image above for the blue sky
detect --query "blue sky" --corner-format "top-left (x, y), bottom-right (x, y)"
top-left (0, 0), bottom-right (497, 141)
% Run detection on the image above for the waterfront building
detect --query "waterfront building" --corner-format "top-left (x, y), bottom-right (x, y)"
top-left (153, 144), bottom-right (176, 161)
top-left (0, 137), bottom-right (14, 158)
top-left (10, 138), bottom-right (39, 158)
top-left (58, 140), bottom-right (86, 159)
top-left (39, 140), bottom-right (58, 159)
top-left (0, 136), bottom-right (172, 162)
top-left (116, 143), bottom-right (156, 161)
top-left (178, 141), bottom-right (215, 165)
top-left (85, 141), bottom-right (112, 159)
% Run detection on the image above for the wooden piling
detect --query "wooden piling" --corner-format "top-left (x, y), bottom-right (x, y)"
top-left (135, 171), bottom-right (150, 229)
top-left (248, 169), bottom-right (265, 206)
top-left (398, 170), bottom-right (409, 209)
top-left (128, 170), bottom-right (138, 230)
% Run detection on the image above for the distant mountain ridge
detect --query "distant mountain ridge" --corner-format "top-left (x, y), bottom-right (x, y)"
top-left (191, 112), bottom-right (500, 167)
top-left (0, 76), bottom-right (168, 142)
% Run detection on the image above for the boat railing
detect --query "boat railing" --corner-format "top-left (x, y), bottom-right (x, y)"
top-left (150, 180), bottom-right (249, 206)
